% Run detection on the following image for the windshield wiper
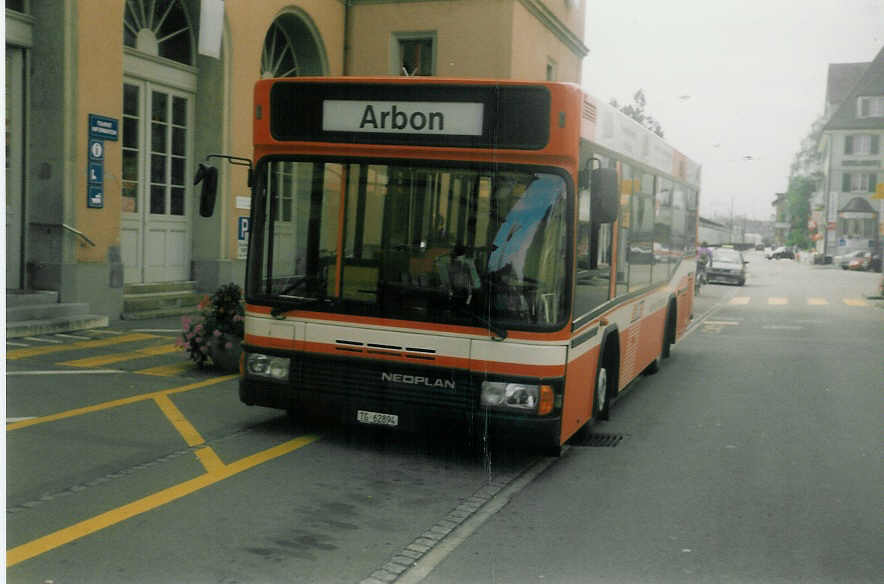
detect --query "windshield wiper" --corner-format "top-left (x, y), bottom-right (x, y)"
top-left (450, 302), bottom-right (508, 340)
top-left (269, 296), bottom-right (334, 319)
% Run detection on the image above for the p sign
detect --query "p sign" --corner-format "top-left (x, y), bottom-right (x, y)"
top-left (237, 216), bottom-right (249, 260)
top-left (238, 217), bottom-right (249, 241)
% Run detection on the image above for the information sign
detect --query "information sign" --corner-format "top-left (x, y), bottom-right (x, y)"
top-left (89, 114), bottom-right (119, 141)
top-left (87, 184), bottom-right (104, 208)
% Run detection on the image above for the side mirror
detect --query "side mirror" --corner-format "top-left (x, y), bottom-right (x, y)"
top-left (194, 163), bottom-right (218, 218)
top-left (590, 167), bottom-right (620, 224)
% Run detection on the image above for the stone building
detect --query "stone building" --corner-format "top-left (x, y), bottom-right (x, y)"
top-left (5, 0), bottom-right (588, 323)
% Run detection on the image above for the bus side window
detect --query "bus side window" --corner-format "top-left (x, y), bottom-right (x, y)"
top-left (574, 156), bottom-right (613, 318)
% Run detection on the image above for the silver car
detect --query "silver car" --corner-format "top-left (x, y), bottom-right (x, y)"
top-left (707, 248), bottom-right (747, 286)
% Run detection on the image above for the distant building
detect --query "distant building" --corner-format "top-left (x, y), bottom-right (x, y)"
top-left (818, 47), bottom-right (884, 263)
top-left (698, 217), bottom-right (729, 246)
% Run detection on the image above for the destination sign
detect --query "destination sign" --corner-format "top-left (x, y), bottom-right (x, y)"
top-left (322, 100), bottom-right (484, 136)
top-left (268, 82), bottom-right (550, 150)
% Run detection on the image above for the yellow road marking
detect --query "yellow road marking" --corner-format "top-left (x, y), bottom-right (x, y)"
top-left (60, 344), bottom-right (180, 368)
top-left (768, 297), bottom-right (788, 305)
top-left (6, 375), bottom-right (238, 432)
top-left (195, 446), bottom-right (226, 474)
top-left (729, 297), bottom-right (751, 305)
top-left (6, 434), bottom-right (319, 567)
top-left (136, 361), bottom-right (195, 377)
top-left (153, 395), bottom-right (205, 447)
top-left (807, 298), bottom-right (828, 305)
top-left (153, 395), bottom-right (227, 473)
top-left (6, 333), bottom-right (158, 360)
top-left (843, 298), bottom-right (868, 307)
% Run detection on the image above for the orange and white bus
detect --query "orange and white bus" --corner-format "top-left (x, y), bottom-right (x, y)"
top-left (201, 77), bottom-right (701, 453)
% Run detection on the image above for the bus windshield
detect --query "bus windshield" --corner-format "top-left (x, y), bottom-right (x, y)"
top-left (247, 159), bottom-right (570, 332)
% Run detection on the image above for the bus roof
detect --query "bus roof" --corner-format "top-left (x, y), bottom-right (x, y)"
top-left (253, 77), bottom-right (700, 187)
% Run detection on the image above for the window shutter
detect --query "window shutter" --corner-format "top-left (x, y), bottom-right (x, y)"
top-left (842, 172), bottom-right (851, 192)
top-left (871, 135), bottom-right (879, 154)
top-left (870, 173), bottom-right (878, 193)
top-left (844, 135), bottom-right (853, 154)
top-left (860, 98), bottom-right (870, 117)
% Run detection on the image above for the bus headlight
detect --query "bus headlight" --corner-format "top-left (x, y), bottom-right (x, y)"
top-left (245, 353), bottom-right (290, 381)
top-left (481, 382), bottom-right (554, 414)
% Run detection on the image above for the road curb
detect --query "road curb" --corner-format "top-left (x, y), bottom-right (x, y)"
top-left (360, 453), bottom-right (559, 584)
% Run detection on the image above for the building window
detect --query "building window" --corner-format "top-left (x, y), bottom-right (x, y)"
top-left (839, 217), bottom-right (875, 238)
top-left (123, 0), bottom-right (194, 66)
top-left (395, 34), bottom-right (434, 76)
top-left (260, 11), bottom-right (326, 78)
top-left (546, 59), bottom-right (557, 81)
top-left (841, 172), bottom-right (877, 193)
top-left (844, 134), bottom-right (880, 155)
top-left (857, 96), bottom-right (884, 118)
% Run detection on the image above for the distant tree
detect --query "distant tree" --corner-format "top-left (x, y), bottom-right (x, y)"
top-left (789, 114), bottom-right (826, 178)
top-left (610, 89), bottom-right (665, 138)
top-left (786, 174), bottom-right (818, 249)
top-left (785, 114), bottom-right (826, 248)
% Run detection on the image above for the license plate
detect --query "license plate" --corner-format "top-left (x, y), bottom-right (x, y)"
top-left (356, 410), bottom-right (399, 427)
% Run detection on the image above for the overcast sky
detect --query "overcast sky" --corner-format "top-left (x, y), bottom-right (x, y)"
top-left (581, 0), bottom-right (883, 220)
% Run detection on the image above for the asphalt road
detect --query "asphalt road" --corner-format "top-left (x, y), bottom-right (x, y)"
top-left (5, 253), bottom-right (883, 583)
top-left (420, 254), bottom-right (883, 584)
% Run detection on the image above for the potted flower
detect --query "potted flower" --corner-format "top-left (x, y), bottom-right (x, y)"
top-left (178, 283), bottom-right (245, 372)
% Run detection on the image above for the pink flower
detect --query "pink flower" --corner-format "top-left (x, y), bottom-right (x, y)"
top-left (224, 341), bottom-right (233, 349)
top-left (213, 329), bottom-right (222, 337)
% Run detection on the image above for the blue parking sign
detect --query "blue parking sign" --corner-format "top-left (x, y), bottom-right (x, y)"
top-left (238, 217), bottom-right (249, 240)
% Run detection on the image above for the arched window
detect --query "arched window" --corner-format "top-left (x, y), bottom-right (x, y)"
top-left (123, 0), bottom-right (194, 66)
top-left (260, 11), bottom-right (326, 78)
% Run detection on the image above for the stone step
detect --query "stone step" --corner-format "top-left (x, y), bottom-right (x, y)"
top-left (5, 290), bottom-right (59, 307)
top-left (6, 302), bottom-right (90, 322)
top-left (6, 314), bottom-right (110, 339)
top-left (122, 280), bottom-right (198, 295)
top-left (123, 290), bottom-right (203, 312)
top-left (119, 306), bottom-right (200, 321)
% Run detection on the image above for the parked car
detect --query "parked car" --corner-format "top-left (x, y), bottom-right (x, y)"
top-left (838, 250), bottom-right (867, 270)
top-left (770, 246), bottom-right (795, 259)
top-left (707, 248), bottom-right (747, 286)
top-left (847, 251), bottom-right (872, 271)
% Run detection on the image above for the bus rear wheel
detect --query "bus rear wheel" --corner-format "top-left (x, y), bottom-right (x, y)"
top-left (661, 304), bottom-right (676, 359)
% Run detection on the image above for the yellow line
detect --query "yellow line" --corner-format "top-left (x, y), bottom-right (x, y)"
top-left (6, 375), bottom-right (239, 432)
top-left (136, 361), bottom-right (195, 377)
top-left (729, 297), bottom-right (751, 305)
top-left (6, 434), bottom-right (319, 567)
top-left (153, 395), bottom-right (226, 473)
top-left (807, 298), bottom-right (828, 306)
top-left (153, 395), bottom-right (205, 447)
top-left (843, 298), bottom-right (868, 307)
top-left (6, 333), bottom-right (159, 360)
top-left (768, 297), bottom-right (788, 305)
top-left (195, 446), bottom-right (226, 474)
top-left (60, 344), bottom-right (180, 368)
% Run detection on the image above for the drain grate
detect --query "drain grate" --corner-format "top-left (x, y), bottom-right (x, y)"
top-left (580, 433), bottom-right (625, 447)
